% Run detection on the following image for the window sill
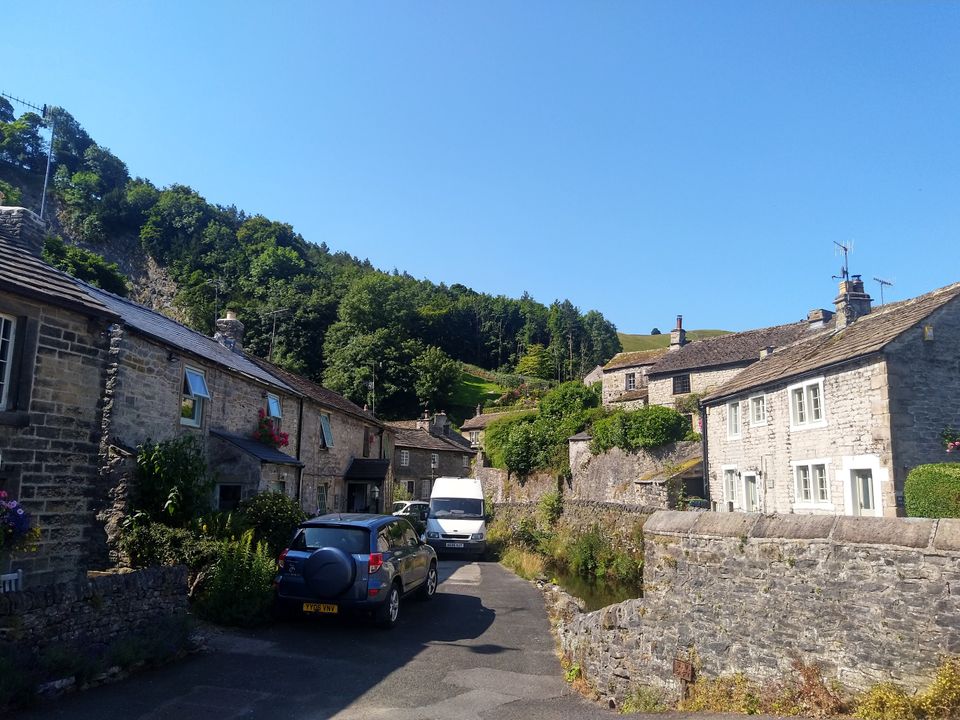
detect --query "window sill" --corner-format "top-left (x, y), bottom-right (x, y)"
top-left (0, 411), bottom-right (30, 428)
top-left (793, 501), bottom-right (834, 511)
top-left (750, 420), bottom-right (768, 428)
top-left (790, 421), bottom-right (828, 432)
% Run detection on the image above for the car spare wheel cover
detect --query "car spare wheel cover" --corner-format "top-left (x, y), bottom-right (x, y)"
top-left (303, 547), bottom-right (356, 596)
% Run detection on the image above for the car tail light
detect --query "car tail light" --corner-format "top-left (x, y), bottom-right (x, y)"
top-left (277, 548), bottom-right (289, 569)
top-left (368, 552), bottom-right (383, 574)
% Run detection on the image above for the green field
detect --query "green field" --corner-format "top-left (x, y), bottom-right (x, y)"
top-left (617, 329), bottom-right (730, 352)
top-left (447, 371), bottom-right (506, 426)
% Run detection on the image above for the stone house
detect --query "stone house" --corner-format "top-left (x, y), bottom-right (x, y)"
top-left (600, 349), bottom-right (667, 409)
top-left (646, 314), bottom-right (810, 422)
top-left (387, 413), bottom-right (476, 500)
top-left (0, 207), bottom-right (118, 585)
top-left (460, 406), bottom-right (535, 451)
top-left (249, 358), bottom-right (390, 515)
top-left (84, 286), bottom-right (308, 535)
top-left (582, 364), bottom-right (604, 386)
top-left (701, 277), bottom-right (960, 517)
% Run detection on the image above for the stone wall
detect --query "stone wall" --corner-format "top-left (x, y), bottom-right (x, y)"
top-left (476, 465), bottom-right (558, 503)
top-left (0, 566), bottom-right (187, 650)
top-left (550, 511), bottom-right (960, 705)
top-left (0, 290), bottom-right (112, 585)
top-left (886, 295), bottom-right (960, 493)
top-left (568, 439), bottom-right (701, 507)
top-left (705, 356), bottom-right (895, 516)
top-left (602, 365), bottom-right (653, 406)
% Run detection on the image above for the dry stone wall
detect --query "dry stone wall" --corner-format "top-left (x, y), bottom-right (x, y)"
top-left (550, 510), bottom-right (960, 705)
top-left (0, 566), bottom-right (187, 650)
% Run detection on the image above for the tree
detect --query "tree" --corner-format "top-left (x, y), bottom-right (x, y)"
top-left (650, 328), bottom-right (661, 335)
top-left (413, 346), bottom-right (461, 412)
top-left (42, 235), bottom-right (129, 295)
top-left (515, 343), bottom-right (555, 379)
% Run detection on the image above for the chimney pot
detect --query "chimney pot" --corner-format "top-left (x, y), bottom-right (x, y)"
top-left (669, 314), bottom-right (687, 351)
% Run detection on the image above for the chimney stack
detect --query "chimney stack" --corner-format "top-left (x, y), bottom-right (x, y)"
top-left (669, 314), bottom-right (687, 351)
top-left (806, 308), bottom-right (834, 330)
top-left (0, 207), bottom-right (47, 258)
top-left (214, 310), bottom-right (245, 352)
top-left (834, 275), bottom-right (872, 329)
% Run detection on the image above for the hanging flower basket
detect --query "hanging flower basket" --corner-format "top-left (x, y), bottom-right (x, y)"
top-left (0, 490), bottom-right (40, 553)
top-left (253, 408), bottom-right (289, 449)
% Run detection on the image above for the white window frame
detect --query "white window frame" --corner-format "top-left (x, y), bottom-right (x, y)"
top-left (721, 465), bottom-right (739, 510)
top-left (788, 377), bottom-right (827, 431)
top-left (181, 366), bottom-right (210, 427)
top-left (266, 392), bottom-right (282, 420)
top-left (462, 455), bottom-right (470, 468)
top-left (625, 372), bottom-right (636, 391)
top-left (319, 413), bottom-right (335, 448)
top-left (469, 430), bottom-right (480, 445)
top-left (726, 401), bottom-right (741, 439)
top-left (0, 313), bottom-right (16, 410)
top-left (430, 453), bottom-right (439, 469)
top-left (791, 458), bottom-right (833, 510)
top-left (749, 395), bottom-right (766, 427)
top-left (400, 449), bottom-right (410, 467)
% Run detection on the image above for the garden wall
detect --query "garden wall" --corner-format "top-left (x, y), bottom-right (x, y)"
top-left (549, 511), bottom-right (960, 704)
top-left (0, 566), bottom-right (188, 650)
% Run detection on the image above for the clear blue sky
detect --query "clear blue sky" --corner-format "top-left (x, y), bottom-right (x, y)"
top-left (3, 2), bottom-right (958, 333)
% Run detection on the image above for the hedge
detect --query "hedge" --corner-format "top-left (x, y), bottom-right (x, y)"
top-left (904, 463), bottom-right (960, 518)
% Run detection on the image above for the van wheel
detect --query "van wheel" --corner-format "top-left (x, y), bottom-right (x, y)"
top-left (376, 583), bottom-right (401, 629)
top-left (418, 563), bottom-right (438, 600)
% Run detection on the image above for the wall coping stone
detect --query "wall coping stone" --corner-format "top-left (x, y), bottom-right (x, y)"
top-left (831, 515), bottom-right (935, 548)
top-left (645, 510), bottom-right (959, 553)
top-left (932, 518), bottom-right (960, 551)
top-left (752, 514), bottom-right (837, 540)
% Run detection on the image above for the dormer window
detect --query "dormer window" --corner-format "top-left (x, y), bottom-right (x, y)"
top-left (181, 367), bottom-right (210, 427)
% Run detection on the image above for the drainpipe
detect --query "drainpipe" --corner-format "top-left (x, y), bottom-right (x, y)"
top-left (295, 395), bottom-right (305, 505)
top-left (700, 403), bottom-right (710, 506)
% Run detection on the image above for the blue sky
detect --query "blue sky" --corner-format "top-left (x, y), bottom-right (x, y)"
top-left (3, 2), bottom-right (958, 333)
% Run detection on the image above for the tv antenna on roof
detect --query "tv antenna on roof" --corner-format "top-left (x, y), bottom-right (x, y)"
top-left (832, 240), bottom-right (854, 282)
top-left (0, 91), bottom-right (56, 221)
top-left (263, 307), bottom-right (291, 362)
top-left (873, 277), bottom-right (893, 306)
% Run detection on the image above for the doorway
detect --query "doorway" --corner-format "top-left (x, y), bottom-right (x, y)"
top-left (347, 482), bottom-right (369, 513)
top-left (742, 473), bottom-right (759, 512)
top-left (850, 469), bottom-right (875, 516)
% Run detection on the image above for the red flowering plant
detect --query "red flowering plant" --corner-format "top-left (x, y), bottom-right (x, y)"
top-left (0, 490), bottom-right (40, 552)
top-left (253, 407), bottom-right (289, 449)
top-left (942, 427), bottom-right (960, 453)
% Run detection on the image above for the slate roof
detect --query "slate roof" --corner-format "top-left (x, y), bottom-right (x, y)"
top-left (603, 349), bottom-right (668, 371)
top-left (610, 388), bottom-right (649, 404)
top-left (568, 431), bottom-right (592, 442)
top-left (81, 283), bottom-right (294, 393)
top-left (248, 356), bottom-right (381, 427)
top-left (702, 281), bottom-right (960, 403)
top-left (387, 424), bottom-right (477, 454)
top-left (0, 236), bottom-right (116, 318)
top-left (460, 409), bottom-right (536, 431)
top-left (647, 321), bottom-right (810, 376)
top-left (209, 428), bottom-right (304, 466)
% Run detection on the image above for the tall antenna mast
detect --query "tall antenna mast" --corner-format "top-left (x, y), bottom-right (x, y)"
top-left (873, 277), bottom-right (893, 305)
top-left (0, 91), bottom-right (56, 220)
top-left (832, 240), bottom-right (853, 282)
top-left (264, 307), bottom-right (291, 362)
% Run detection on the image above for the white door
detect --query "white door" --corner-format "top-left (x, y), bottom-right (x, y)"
top-left (743, 474), bottom-right (758, 512)
top-left (851, 469), bottom-right (875, 516)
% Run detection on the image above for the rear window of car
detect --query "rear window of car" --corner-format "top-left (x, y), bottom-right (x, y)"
top-left (292, 526), bottom-right (370, 554)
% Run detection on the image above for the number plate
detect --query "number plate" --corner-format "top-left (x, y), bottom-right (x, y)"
top-left (445, 542), bottom-right (464, 548)
top-left (303, 602), bottom-right (338, 614)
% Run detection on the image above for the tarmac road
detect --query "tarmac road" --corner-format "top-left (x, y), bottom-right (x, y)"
top-left (14, 561), bottom-right (793, 720)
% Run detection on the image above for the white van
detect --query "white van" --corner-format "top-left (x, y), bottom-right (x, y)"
top-left (424, 476), bottom-right (486, 558)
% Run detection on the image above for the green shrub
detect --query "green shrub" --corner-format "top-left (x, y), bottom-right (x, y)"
top-left (619, 685), bottom-right (667, 714)
top-left (194, 530), bottom-right (276, 627)
top-left (133, 436), bottom-right (214, 527)
top-left (238, 492), bottom-right (307, 555)
top-left (0, 179), bottom-right (23, 206)
top-left (854, 682), bottom-right (915, 720)
top-left (569, 526), bottom-right (605, 580)
top-left (905, 464), bottom-right (960, 517)
top-left (119, 521), bottom-right (221, 572)
top-left (590, 406), bottom-right (690, 455)
top-left (538, 491), bottom-right (563, 527)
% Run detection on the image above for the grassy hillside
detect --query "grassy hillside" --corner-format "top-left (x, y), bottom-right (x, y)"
top-left (617, 329), bottom-right (730, 352)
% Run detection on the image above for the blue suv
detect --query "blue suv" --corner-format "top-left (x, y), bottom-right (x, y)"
top-left (274, 514), bottom-right (439, 628)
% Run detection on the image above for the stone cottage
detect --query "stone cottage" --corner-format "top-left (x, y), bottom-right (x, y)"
top-left (646, 314), bottom-right (810, 420)
top-left (85, 287), bottom-right (307, 540)
top-left (701, 277), bottom-right (960, 517)
top-left (460, 406), bottom-right (535, 451)
top-left (249, 357), bottom-right (391, 515)
top-left (0, 207), bottom-right (117, 585)
top-left (387, 413), bottom-right (476, 500)
top-left (600, 349), bottom-right (667, 409)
